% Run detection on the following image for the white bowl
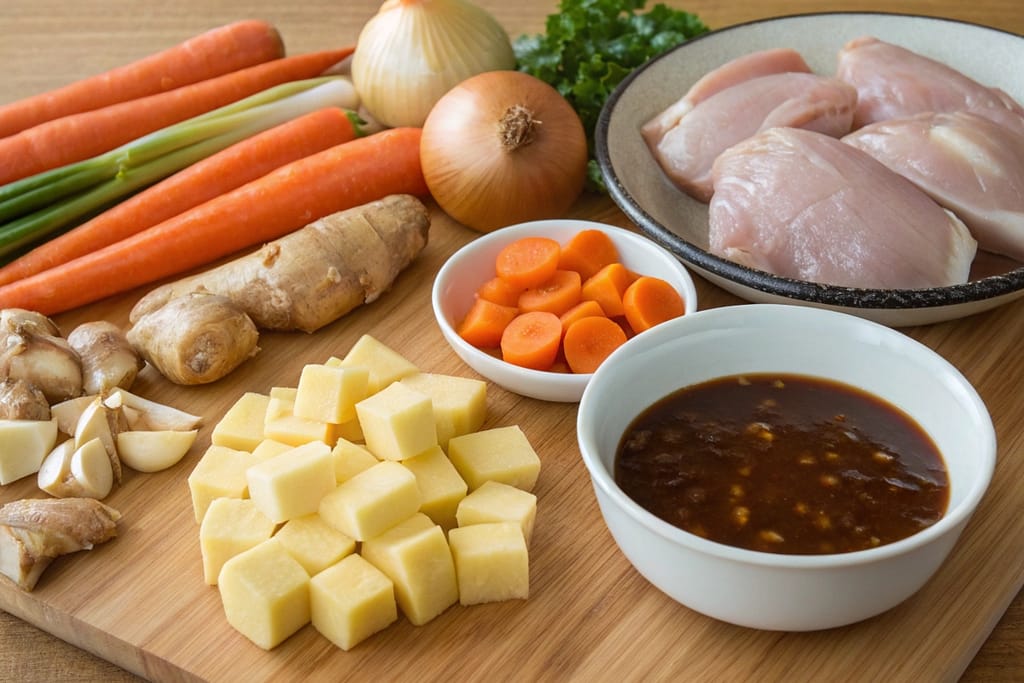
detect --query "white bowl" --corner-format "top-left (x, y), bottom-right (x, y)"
top-left (577, 303), bottom-right (996, 630)
top-left (432, 219), bottom-right (699, 402)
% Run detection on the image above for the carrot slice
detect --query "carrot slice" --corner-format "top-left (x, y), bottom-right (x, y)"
top-left (581, 262), bottom-right (635, 318)
top-left (457, 298), bottom-right (519, 349)
top-left (558, 229), bottom-right (620, 281)
top-left (563, 315), bottom-right (628, 374)
top-left (500, 311), bottom-right (563, 371)
top-left (558, 299), bottom-right (606, 336)
top-left (494, 237), bottom-right (562, 290)
top-left (622, 276), bottom-right (686, 333)
top-left (517, 269), bottom-right (582, 316)
top-left (476, 276), bottom-right (525, 308)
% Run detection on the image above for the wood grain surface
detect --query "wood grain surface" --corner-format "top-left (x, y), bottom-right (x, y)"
top-left (1, 1), bottom-right (1022, 681)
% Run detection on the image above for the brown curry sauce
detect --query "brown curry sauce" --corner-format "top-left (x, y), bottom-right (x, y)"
top-left (614, 373), bottom-right (949, 555)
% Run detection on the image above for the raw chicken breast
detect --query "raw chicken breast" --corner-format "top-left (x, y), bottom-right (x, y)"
top-left (646, 73), bottom-right (857, 202)
top-left (836, 36), bottom-right (1024, 137)
top-left (642, 48), bottom-right (812, 142)
top-left (709, 127), bottom-right (977, 289)
top-left (844, 111), bottom-right (1024, 261)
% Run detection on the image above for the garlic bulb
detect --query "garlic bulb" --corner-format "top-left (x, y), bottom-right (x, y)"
top-left (351, 0), bottom-right (516, 128)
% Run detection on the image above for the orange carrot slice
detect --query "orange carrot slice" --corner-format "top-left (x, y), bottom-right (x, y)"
top-left (500, 311), bottom-right (563, 371)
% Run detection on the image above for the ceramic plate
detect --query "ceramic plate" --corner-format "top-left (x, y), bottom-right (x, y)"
top-left (596, 12), bottom-right (1024, 326)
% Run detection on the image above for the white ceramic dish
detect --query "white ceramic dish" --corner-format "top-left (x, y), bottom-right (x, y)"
top-left (596, 13), bottom-right (1024, 327)
top-left (577, 303), bottom-right (996, 631)
top-left (432, 219), bottom-right (699, 403)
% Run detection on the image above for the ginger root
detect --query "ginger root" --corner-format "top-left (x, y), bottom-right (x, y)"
top-left (67, 320), bottom-right (144, 395)
top-left (0, 309), bottom-right (82, 403)
top-left (129, 194), bottom-right (431, 334)
top-left (0, 497), bottom-right (121, 591)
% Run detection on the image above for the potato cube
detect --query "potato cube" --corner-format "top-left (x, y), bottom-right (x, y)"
top-left (401, 373), bottom-right (486, 449)
top-left (332, 438), bottom-right (378, 483)
top-left (318, 461), bottom-right (420, 541)
top-left (200, 498), bottom-right (276, 585)
top-left (218, 538), bottom-right (310, 650)
top-left (0, 418), bottom-right (58, 485)
top-left (361, 513), bottom-right (458, 625)
top-left (294, 363), bottom-right (369, 425)
top-left (456, 480), bottom-right (538, 545)
top-left (355, 382), bottom-right (437, 461)
top-left (401, 445), bottom-right (467, 530)
top-left (448, 522), bottom-right (529, 606)
top-left (263, 387), bottom-right (335, 447)
top-left (188, 445), bottom-right (256, 524)
top-left (331, 334), bottom-right (420, 394)
top-left (275, 513), bottom-right (356, 576)
top-left (447, 426), bottom-right (541, 491)
top-left (211, 392), bottom-right (270, 452)
top-left (250, 438), bottom-right (293, 462)
top-left (247, 441), bottom-right (336, 523)
top-left (310, 554), bottom-right (397, 651)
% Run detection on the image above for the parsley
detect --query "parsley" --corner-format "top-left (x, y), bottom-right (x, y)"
top-left (514, 0), bottom-right (708, 192)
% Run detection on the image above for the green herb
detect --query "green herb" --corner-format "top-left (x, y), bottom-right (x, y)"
top-left (514, 0), bottom-right (708, 192)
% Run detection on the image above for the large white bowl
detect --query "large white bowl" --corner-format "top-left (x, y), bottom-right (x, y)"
top-left (577, 303), bottom-right (996, 630)
top-left (432, 219), bottom-right (699, 403)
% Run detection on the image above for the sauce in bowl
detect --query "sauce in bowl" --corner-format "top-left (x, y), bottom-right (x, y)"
top-left (615, 373), bottom-right (949, 555)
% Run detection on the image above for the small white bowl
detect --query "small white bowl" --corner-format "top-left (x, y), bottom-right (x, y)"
top-left (577, 303), bottom-right (996, 630)
top-left (432, 219), bottom-right (699, 402)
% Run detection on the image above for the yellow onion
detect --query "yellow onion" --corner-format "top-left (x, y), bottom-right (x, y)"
top-left (351, 0), bottom-right (515, 128)
top-left (421, 70), bottom-right (589, 233)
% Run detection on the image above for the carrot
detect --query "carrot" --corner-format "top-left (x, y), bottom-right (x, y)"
top-left (500, 311), bottom-right (563, 371)
top-left (0, 127), bottom-right (427, 316)
top-left (0, 20), bottom-right (285, 139)
top-left (622, 276), bottom-right (687, 333)
top-left (558, 228), bottom-right (620, 281)
top-left (476, 276), bottom-right (525, 308)
top-left (558, 299), bottom-right (606, 335)
top-left (581, 262), bottom-right (636, 317)
top-left (0, 107), bottom-right (362, 286)
top-left (563, 315), bottom-right (628, 374)
top-left (457, 298), bottom-right (519, 349)
top-left (0, 47), bottom-right (353, 185)
top-left (494, 237), bottom-right (562, 290)
top-left (517, 269), bottom-right (582, 316)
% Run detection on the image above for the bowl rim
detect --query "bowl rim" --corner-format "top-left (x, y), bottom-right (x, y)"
top-left (594, 11), bottom-right (1024, 311)
top-left (577, 303), bottom-right (998, 569)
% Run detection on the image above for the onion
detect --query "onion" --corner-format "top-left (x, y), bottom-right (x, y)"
top-left (421, 70), bottom-right (589, 233)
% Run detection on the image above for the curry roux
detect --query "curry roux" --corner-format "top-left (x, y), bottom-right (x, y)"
top-left (614, 373), bottom-right (949, 555)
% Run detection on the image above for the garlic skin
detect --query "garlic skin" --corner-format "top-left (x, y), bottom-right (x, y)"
top-left (352, 0), bottom-right (516, 128)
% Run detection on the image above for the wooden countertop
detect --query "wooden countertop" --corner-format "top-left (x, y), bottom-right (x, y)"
top-left (1, 1), bottom-right (1022, 681)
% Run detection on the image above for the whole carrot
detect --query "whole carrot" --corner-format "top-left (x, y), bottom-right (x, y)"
top-left (0, 20), bottom-right (285, 139)
top-left (0, 127), bottom-right (428, 316)
top-left (0, 47), bottom-right (353, 186)
top-left (0, 107), bottom-right (364, 286)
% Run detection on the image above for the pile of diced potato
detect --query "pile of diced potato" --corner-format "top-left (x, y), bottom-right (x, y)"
top-left (190, 335), bottom-right (540, 651)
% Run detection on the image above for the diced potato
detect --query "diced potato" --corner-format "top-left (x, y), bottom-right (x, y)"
top-left (250, 438), bottom-right (293, 461)
top-left (116, 429), bottom-right (198, 473)
top-left (0, 418), bottom-right (58, 485)
top-left (330, 334), bottom-right (420, 394)
top-left (274, 513), bottom-right (356, 576)
top-left (361, 513), bottom-right (458, 626)
top-left (246, 441), bottom-right (336, 523)
top-left (448, 522), bottom-right (529, 606)
top-left (355, 382), bottom-right (437, 461)
top-left (265, 387), bottom-right (297, 423)
top-left (187, 445), bottom-right (256, 523)
top-left (401, 445), bottom-right (467, 530)
top-left (447, 426), bottom-right (541, 492)
top-left (293, 363), bottom-right (369, 425)
top-left (263, 387), bottom-right (336, 447)
top-left (200, 498), bottom-right (276, 585)
top-left (332, 438), bottom-right (378, 483)
top-left (318, 461), bottom-right (420, 541)
top-left (218, 538), bottom-right (310, 650)
top-left (400, 373), bottom-right (486, 449)
top-left (211, 392), bottom-right (270, 452)
top-left (456, 480), bottom-right (538, 545)
top-left (310, 553), bottom-right (397, 651)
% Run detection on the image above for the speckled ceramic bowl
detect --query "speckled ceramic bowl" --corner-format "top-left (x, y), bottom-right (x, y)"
top-left (596, 13), bottom-right (1024, 327)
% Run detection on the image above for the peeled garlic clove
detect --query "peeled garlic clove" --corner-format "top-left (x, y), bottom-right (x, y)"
top-left (70, 438), bottom-right (115, 500)
top-left (116, 429), bottom-right (198, 473)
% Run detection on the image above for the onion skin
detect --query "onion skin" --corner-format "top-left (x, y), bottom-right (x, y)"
top-left (420, 70), bottom-right (588, 233)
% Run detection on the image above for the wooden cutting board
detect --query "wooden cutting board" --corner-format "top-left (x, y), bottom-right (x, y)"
top-left (2, 2), bottom-right (1023, 681)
